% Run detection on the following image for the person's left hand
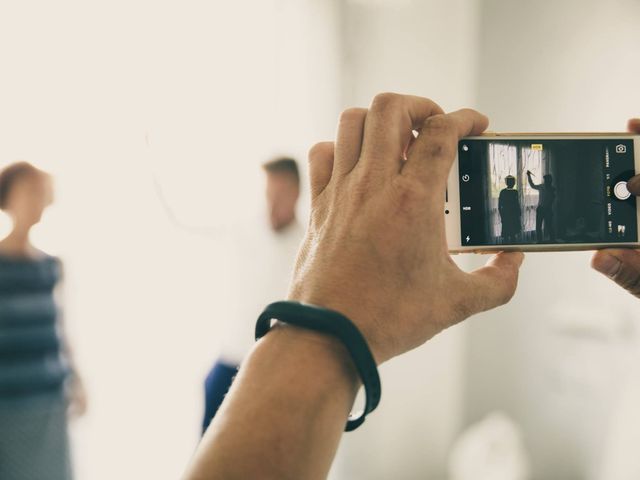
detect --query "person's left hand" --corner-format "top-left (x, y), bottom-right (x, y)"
top-left (591, 118), bottom-right (640, 296)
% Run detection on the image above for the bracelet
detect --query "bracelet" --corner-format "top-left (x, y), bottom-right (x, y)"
top-left (255, 301), bottom-right (381, 432)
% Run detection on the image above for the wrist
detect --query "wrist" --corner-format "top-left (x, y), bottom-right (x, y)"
top-left (261, 323), bottom-right (361, 393)
top-left (256, 301), bottom-right (382, 431)
top-left (287, 290), bottom-right (394, 364)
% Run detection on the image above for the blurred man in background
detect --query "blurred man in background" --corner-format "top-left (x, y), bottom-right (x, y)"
top-left (201, 157), bottom-right (304, 433)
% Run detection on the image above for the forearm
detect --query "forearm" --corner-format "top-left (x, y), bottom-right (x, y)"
top-left (183, 324), bottom-right (360, 480)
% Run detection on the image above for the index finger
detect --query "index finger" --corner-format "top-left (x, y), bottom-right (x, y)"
top-left (357, 93), bottom-right (444, 178)
top-left (402, 108), bottom-right (489, 190)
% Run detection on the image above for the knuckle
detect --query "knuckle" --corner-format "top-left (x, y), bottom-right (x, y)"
top-left (339, 107), bottom-right (367, 123)
top-left (419, 116), bottom-right (457, 157)
top-left (371, 92), bottom-right (402, 112)
top-left (458, 107), bottom-right (480, 117)
top-left (308, 141), bottom-right (333, 162)
top-left (422, 114), bottom-right (455, 133)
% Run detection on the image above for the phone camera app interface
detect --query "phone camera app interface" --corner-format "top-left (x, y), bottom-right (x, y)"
top-left (458, 139), bottom-right (637, 246)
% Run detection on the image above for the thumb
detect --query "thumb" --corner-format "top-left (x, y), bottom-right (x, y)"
top-left (465, 252), bottom-right (525, 313)
top-left (592, 249), bottom-right (640, 298)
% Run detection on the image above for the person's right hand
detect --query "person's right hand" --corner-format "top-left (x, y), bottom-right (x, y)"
top-left (591, 118), bottom-right (640, 297)
top-left (289, 93), bottom-right (524, 364)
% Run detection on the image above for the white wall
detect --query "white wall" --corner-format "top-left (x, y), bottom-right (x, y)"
top-left (0, 1), bottom-right (341, 478)
top-left (466, 1), bottom-right (640, 479)
top-left (333, 1), bottom-right (480, 478)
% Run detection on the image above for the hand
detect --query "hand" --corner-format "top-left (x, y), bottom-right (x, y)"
top-left (591, 118), bottom-right (640, 296)
top-left (67, 373), bottom-right (88, 418)
top-left (289, 93), bottom-right (524, 364)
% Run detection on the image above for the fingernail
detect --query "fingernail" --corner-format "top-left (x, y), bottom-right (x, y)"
top-left (594, 254), bottom-right (620, 277)
top-left (628, 176), bottom-right (640, 195)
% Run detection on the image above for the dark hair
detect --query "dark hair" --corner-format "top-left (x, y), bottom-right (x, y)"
top-left (0, 161), bottom-right (43, 209)
top-left (505, 175), bottom-right (515, 188)
top-left (262, 157), bottom-right (299, 185)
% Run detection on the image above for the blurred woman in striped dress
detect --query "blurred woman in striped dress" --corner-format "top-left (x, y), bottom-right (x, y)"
top-left (0, 162), bottom-right (86, 480)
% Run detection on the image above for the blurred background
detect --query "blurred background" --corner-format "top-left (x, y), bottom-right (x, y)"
top-left (1, 0), bottom-right (640, 478)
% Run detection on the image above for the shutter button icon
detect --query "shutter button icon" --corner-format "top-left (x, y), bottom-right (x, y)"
top-left (614, 181), bottom-right (631, 200)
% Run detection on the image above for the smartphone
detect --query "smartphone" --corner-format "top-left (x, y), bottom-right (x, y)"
top-left (446, 133), bottom-right (640, 253)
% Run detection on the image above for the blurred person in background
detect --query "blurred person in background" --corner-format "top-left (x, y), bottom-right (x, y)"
top-left (201, 157), bottom-right (304, 433)
top-left (0, 162), bottom-right (86, 480)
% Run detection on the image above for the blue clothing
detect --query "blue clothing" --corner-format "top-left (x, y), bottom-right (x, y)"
top-left (0, 254), bottom-right (72, 479)
top-left (0, 254), bottom-right (69, 397)
top-left (202, 359), bottom-right (238, 434)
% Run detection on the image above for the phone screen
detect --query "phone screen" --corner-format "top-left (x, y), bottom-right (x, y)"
top-left (457, 138), bottom-right (637, 246)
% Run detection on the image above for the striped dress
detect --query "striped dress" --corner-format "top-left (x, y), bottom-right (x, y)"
top-left (0, 254), bottom-right (72, 480)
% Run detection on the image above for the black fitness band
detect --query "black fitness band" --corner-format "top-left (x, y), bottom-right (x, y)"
top-left (255, 301), bottom-right (381, 432)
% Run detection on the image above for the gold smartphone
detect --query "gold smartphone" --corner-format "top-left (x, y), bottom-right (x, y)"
top-left (445, 133), bottom-right (640, 253)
